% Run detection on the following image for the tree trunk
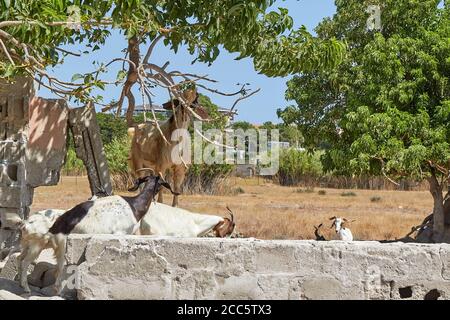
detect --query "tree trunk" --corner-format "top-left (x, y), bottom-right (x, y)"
top-left (444, 190), bottom-right (450, 225)
top-left (428, 170), bottom-right (445, 242)
top-left (125, 36), bottom-right (140, 127)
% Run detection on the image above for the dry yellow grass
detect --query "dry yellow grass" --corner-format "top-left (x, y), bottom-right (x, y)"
top-left (31, 176), bottom-right (432, 241)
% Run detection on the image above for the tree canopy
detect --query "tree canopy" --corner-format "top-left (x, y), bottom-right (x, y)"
top-left (278, 0), bottom-right (450, 240)
top-left (0, 0), bottom-right (346, 101)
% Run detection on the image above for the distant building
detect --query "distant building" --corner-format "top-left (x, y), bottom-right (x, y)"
top-left (268, 141), bottom-right (290, 149)
top-left (129, 104), bottom-right (238, 122)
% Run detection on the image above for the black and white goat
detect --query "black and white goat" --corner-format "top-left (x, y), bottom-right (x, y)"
top-left (314, 223), bottom-right (326, 241)
top-left (18, 174), bottom-right (176, 294)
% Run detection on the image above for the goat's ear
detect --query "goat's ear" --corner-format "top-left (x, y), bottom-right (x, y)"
top-left (329, 216), bottom-right (336, 220)
top-left (128, 179), bottom-right (141, 192)
top-left (162, 99), bottom-right (180, 110)
top-left (194, 105), bottom-right (209, 120)
top-left (160, 181), bottom-right (180, 196)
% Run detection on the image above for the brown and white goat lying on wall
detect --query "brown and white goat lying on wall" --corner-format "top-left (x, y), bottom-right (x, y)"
top-left (128, 88), bottom-right (209, 207)
top-left (138, 203), bottom-right (235, 238)
top-left (17, 175), bottom-right (175, 294)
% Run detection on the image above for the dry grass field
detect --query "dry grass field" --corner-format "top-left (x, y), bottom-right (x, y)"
top-left (30, 176), bottom-right (433, 241)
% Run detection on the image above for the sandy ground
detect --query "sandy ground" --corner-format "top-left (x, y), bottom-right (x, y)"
top-left (30, 176), bottom-right (432, 241)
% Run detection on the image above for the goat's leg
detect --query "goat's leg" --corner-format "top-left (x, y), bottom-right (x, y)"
top-left (171, 165), bottom-right (186, 207)
top-left (16, 244), bottom-right (28, 282)
top-left (53, 234), bottom-right (67, 295)
top-left (157, 189), bottom-right (164, 203)
top-left (19, 244), bottom-right (43, 293)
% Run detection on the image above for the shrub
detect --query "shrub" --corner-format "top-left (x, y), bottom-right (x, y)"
top-left (96, 113), bottom-right (129, 145)
top-left (103, 137), bottom-right (132, 191)
top-left (295, 187), bottom-right (315, 193)
top-left (318, 190), bottom-right (327, 195)
top-left (182, 163), bottom-right (235, 195)
top-left (341, 191), bottom-right (357, 197)
top-left (276, 149), bottom-right (323, 186)
top-left (233, 187), bottom-right (245, 195)
top-left (370, 196), bottom-right (382, 202)
top-left (63, 148), bottom-right (85, 175)
top-left (104, 137), bottom-right (130, 174)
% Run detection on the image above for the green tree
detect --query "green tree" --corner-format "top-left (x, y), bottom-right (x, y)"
top-left (96, 113), bottom-right (128, 145)
top-left (197, 93), bottom-right (228, 130)
top-left (260, 121), bottom-right (303, 146)
top-left (279, 0), bottom-right (450, 242)
top-left (231, 121), bottom-right (255, 131)
top-left (0, 0), bottom-right (345, 103)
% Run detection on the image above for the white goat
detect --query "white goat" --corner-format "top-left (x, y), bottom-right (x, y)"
top-left (329, 217), bottom-right (354, 241)
top-left (17, 175), bottom-right (175, 294)
top-left (139, 202), bottom-right (235, 237)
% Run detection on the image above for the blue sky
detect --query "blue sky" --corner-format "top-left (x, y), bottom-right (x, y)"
top-left (40, 0), bottom-right (336, 124)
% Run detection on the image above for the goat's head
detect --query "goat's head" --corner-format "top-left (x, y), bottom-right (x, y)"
top-left (128, 174), bottom-right (180, 198)
top-left (329, 216), bottom-right (354, 233)
top-left (162, 88), bottom-right (209, 122)
top-left (213, 206), bottom-right (236, 238)
top-left (314, 223), bottom-right (326, 241)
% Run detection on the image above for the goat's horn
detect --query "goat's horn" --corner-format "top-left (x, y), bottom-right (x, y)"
top-left (159, 181), bottom-right (180, 196)
top-left (226, 206), bottom-right (234, 222)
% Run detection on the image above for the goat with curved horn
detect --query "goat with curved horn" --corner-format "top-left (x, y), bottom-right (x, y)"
top-left (329, 217), bottom-right (354, 241)
top-left (226, 206), bottom-right (234, 223)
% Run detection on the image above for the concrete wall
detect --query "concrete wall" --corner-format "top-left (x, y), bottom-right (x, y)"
top-left (64, 235), bottom-right (450, 300)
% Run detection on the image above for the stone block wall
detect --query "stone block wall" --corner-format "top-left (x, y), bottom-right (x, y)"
top-left (63, 235), bottom-right (450, 300)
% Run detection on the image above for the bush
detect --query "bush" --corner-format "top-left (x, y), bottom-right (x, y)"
top-left (370, 196), bottom-right (382, 202)
top-left (102, 137), bottom-right (133, 191)
top-left (104, 137), bottom-right (130, 174)
top-left (318, 190), bottom-right (327, 195)
top-left (295, 187), bottom-right (315, 193)
top-left (63, 148), bottom-right (85, 175)
top-left (96, 113), bottom-right (129, 145)
top-left (233, 187), bottom-right (245, 195)
top-left (276, 149), bottom-right (323, 186)
top-left (182, 163), bottom-right (235, 195)
top-left (341, 191), bottom-right (357, 197)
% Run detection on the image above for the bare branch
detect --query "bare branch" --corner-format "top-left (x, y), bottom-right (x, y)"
top-left (169, 71), bottom-right (218, 83)
top-left (143, 34), bottom-right (164, 64)
top-left (55, 47), bottom-right (81, 57)
top-left (195, 83), bottom-right (248, 96)
top-left (194, 128), bottom-right (234, 150)
top-left (0, 38), bottom-right (15, 65)
top-left (229, 88), bottom-right (260, 113)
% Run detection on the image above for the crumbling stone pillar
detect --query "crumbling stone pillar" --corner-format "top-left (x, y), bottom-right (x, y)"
top-left (68, 104), bottom-right (112, 197)
top-left (0, 78), bottom-right (35, 254)
top-left (0, 78), bottom-right (69, 257)
top-left (0, 78), bottom-right (113, 257)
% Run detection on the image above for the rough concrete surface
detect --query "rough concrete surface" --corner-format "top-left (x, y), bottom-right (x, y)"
top-left (52, 235), bottom-right (450, 300)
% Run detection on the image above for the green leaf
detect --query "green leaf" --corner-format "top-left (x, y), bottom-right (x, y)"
top-left (71, 73), bottom-right (84, 82)
top-left (116, 70), bottom-right (127, 81)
